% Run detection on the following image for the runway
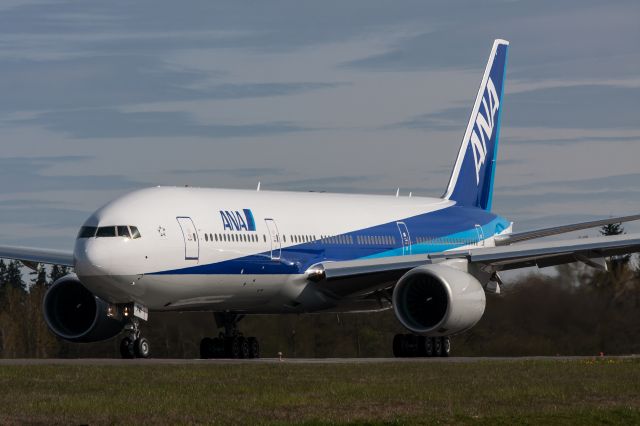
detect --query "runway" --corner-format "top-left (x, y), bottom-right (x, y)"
top-left (0, 355), bottom-right (637, 365)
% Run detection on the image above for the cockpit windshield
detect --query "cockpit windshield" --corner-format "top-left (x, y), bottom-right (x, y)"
top-left (77, 225), bottom-right (142, 239)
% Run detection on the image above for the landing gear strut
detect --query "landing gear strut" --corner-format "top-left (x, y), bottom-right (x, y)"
top-left (392, 334), bottom-right (451, 358)
top-left (200, 313), bottom-right (260, 359)
top-left (119, 317), bottom-right (151, 359)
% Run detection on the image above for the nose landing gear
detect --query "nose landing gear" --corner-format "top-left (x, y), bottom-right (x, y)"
top-left (119, 317), bottom-right (151, 359)
top-left (200, 313), bottom-right (261, 359)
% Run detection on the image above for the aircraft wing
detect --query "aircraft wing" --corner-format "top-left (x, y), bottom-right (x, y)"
top-left (494, 214), bottom-right (640, 246)
top-left (312, 234), bottom-right (640, 299)
top-left (0, 245), bottom-right (74, 268)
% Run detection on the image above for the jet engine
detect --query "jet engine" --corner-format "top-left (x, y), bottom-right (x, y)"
top-left (43, 274), bottom-right (126, 343)
top-left (392, 263), bottom-right (486, 336)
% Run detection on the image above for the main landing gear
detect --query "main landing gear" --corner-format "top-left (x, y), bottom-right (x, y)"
top-left (120, 318), bottom-right (151, 359)
top-left (393, 334), bottom-right (451, 358)
top-left (200, 313), bottom-right (260, 359)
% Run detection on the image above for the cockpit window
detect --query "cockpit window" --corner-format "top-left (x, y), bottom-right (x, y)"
top-left (77, 226), bottom-right (97, 238)
top-left (79, 225), bottom-right (141, 238)
top-left (130, 226), bottom-right (141, 239)
top-left (117, 226), bottom-right (131, 238)
top-left (96, 226), bottom-right (116, 237)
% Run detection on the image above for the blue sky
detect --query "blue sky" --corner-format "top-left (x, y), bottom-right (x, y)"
top-left (1, 0), bottom-right (639, 249)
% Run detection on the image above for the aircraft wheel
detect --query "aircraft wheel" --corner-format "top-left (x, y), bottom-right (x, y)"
top-left (433, 336), bottom-right (443, 357)
top-left (239, 337), bottom-right (250, 359)
top-left (424, 337), bottom-right (434, 357)
top-left (440, 337), bottom-right (451, 358)
top-left (120, 337), bottom-right (135, 359)
top-left (134, 337), bottom-right (151, 358)
top-left (226, 336), bottom-right (242, 359)
top-left (212, 337), bottom-right (225, 358)
top-left (247, 337), bottom-right (260, 359)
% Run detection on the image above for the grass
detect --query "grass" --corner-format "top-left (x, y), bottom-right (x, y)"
top-left (0, 358), bottom-right (638, 424)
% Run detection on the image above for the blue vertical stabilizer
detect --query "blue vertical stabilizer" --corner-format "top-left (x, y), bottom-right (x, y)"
top-left (443, 39), bottom-right (509, 211)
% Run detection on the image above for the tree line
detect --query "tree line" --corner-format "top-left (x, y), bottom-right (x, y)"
top-left (0, 225), bottom-right (638, 358)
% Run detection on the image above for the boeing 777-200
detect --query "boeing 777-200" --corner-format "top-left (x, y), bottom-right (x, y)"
top-left (2, 39), bottom-right (639, 359)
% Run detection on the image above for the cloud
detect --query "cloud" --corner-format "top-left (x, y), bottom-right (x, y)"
top-left (500, 173), bottom-right (640, 193)
top-left (0, 156), bottom-right (138, 194)
top-left (0, 52), bottom-right (344, 112)
top-left (168, 167), bottom-right (286, 178)
top-left (18, 109), bottom-right (311, 139)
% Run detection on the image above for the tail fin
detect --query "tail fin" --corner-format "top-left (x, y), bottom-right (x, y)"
top-left (443, 39), bottom-right (509, 211)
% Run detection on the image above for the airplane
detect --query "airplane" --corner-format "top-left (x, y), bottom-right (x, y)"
top-left (2, 39), bottom-right (640, 359)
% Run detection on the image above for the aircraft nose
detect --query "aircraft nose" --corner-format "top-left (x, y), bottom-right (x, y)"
top-left (74, 239), bottom-right (111, 277)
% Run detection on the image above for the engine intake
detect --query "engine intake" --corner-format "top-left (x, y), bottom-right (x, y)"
top-left (43, 274), bottom-right (125, 343)
top-left (392, 263), bottom-right (486, 336)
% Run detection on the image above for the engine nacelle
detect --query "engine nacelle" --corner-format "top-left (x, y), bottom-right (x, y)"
top-left (392, 263), bottom-right (486, 336)
top-left (43, 274), bottom-right (125, 343)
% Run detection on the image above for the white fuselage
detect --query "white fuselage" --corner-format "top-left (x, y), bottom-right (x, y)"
top-left (73, 187), bottom-right (510, 314)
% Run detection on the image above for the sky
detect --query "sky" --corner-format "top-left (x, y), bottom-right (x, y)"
top-left (1, 0), bottom-right (639, 250)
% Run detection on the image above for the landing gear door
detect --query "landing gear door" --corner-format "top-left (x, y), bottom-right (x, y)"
top-left (264, 218), bottom-right (281, 260)
top-left (176, 216), bottom-right (199, 260)
top-left (396, 221), bottom-right (412, 255)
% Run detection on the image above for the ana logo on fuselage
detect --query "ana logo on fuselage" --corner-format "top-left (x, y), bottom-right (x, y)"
top-left (469, 77), bottom-right (500, 185)
top-left (220, 208), bottom-right (256, 232)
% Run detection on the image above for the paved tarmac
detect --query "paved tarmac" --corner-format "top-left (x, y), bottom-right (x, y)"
top-left (0, 355), bottom-right (637, 366)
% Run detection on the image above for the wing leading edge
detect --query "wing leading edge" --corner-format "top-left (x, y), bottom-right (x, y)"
top-left (0, 245), bottom-right (74, 268)
top-left (310, 233), bottom-right (640, 299)
top-left (494, 214), bottom-right (640, 246)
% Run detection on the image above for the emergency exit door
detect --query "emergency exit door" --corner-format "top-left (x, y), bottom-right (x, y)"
top-left (396, 221), bottom-right (412, 255)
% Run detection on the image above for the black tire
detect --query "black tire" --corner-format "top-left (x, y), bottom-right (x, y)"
top-left (200, 337), bottom-right (214, 359)
top-left (239, 337), bottom-right (250, 359)
top-left (212, 337), bottom-right (225, 358)
top-left (134, 337), bottom-right (151, 358)
top-left (425, 337), bottom-right (434, 357)
top-left (227, 336), bottom-right (241, 359)
top-left (392, 334), bottom-right (404, 358)
top-left (247, 337), bottom-right (260, 359)
top-left (433, 337), bottom-right (443, 357)
top-left (405, 334), bottom-right (418, 357)
top-left (120, 337), bottom-right (135, 359)
top-left (440, 337), bottom-right (451, 358)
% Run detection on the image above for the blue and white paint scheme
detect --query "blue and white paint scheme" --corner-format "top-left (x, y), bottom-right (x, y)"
top-left (2, 39), bottom-right (639, 357)
top-left (72, 39), bottom-right (512, 312)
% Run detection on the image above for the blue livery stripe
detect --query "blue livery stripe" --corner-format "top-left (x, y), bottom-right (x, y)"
top-left (243, 209), bottom-right (256, 231)
top-left (149, 206), bottom-right (510, 276)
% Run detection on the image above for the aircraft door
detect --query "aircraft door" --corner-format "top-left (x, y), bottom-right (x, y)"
top-left (176, 216), bottom-right (199, 260)
top-left (475, 224), bottom-right (485, 247)
top-left (264, 218), bottom-right (281, 260)
top-left (396, 221), bottom-right (412, 255)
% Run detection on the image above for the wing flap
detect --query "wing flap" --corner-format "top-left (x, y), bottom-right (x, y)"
top-left (0, 245), bottom-right (74, 267)
top-left (469, 234), bottom-right (640, 270)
